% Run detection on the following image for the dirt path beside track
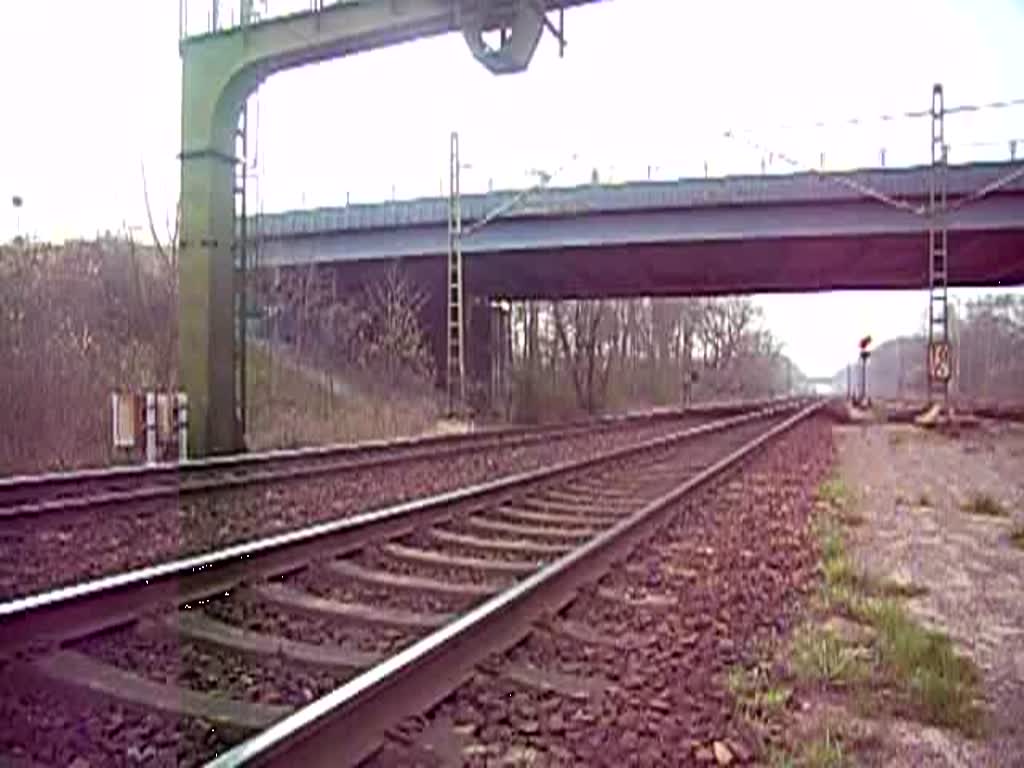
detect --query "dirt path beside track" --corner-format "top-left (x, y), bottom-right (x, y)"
top-left (824, 422), bottom-right (1024, 766)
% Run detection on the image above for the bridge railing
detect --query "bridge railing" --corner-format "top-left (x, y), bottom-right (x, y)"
top-left (179, 0), bottom-right (341, 40)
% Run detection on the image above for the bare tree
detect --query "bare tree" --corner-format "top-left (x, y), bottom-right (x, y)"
top-left (360, 264), bottom-right (434, 388)
top-left (505, 295), bottom-right (790, 420)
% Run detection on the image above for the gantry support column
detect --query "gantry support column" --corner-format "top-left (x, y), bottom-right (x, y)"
top-left (179, 147), bottom-right (239, 454)
top-left (180, 35), bottom-right (262, 455)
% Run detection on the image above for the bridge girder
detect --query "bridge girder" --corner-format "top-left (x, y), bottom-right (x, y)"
top-left (179, 0), bottom-right (591, 455)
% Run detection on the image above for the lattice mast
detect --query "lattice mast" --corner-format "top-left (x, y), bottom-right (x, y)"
top-left (447, 131), bottom-right (466, 415)
top-left (927, 84), bottom-right (950, 404)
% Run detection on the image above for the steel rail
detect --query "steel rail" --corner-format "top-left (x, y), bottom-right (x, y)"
top-left (205, 400), bottom-right (822, 768)
top-left (0, 401), bottom-right (802, 656)
top-left (0, 397), bottom-right (789, 519)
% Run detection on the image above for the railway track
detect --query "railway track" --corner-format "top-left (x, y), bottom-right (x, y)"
top-left (0, 399), bottom-right (820, 767)
top-left (0, 400), bottom-right (785, 602)
top-left (0, 399), bottom-right (775, 518)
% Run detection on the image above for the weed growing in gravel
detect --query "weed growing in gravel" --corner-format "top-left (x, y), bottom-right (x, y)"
top-left (767, 751), bottom-right (798, 768)
top-left (815, 517), bottom-right (864, 616)
top-left (768, 725), bottom-right (850, 768)
top-left (804, 497), bottom-right (980, 746)
top-left (874, 579), bottom-right (929, 599)
top-left (791, 625), bottom-right (869, 685)
top-left (818, 515), bottom-right (927, 607)
top-left (818, 477), bottom-right (850, 509)
top-left (801, 726), bottom-right (849, 768)
top-left (727, 664), bottom-right (792, 723)
top-left (815, 510), bottom-right (981, 734)
top-left (819, 520), bottom-right (845, 564)
top-left (961, 492), bottom-right (1008, 517)
top-left (1010, 526), bottom-right (1024, 550)
top-left (918, 491), bottom-right (933, 507)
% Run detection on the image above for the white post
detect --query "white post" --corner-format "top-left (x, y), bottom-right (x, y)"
top-left (145, 392), bottom-right (158, 464)
top-left (177, 393), bottom-right (189, 462)
top-left (111, 393), bottom-right (119, 448)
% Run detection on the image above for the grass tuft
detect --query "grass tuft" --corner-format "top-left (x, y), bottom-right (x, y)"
top-left (918, 491), bottom-right (933, 508)
top-left (961, 492), bottom-right (1008, 518)
top-left (802, 726), bottom-right (850, 768)
top-left (876, 579), bottom-right (929, 599)
top-left (727, 664), bottom-right (792, 722)
top-left (860, 598), bottom-right (983, 733)
top-left (768, 750), bottom-right (798, 768)
top-left (819, 520), bottom-right (846, 567)
top-left (791, 625), bottom-right (869, 685)
top-left (818, 477), bottom-right (850, 509)
top-left (770, 725), bottom-right (851, 768)
top-left (807, 480), bottom-right (982, 740)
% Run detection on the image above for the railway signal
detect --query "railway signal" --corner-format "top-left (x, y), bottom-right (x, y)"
top-left (856, 336), bottom-right (872, 406)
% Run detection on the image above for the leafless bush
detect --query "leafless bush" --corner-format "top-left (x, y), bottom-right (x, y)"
top-left (0, 236), bottom-right (177, 473)
top-left (358, 265), bottom-right (435, 390)
top-left (247, 262), bottom-right (439, 449)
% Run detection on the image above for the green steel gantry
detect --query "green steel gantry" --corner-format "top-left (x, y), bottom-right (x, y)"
top-left (179, 0), bottom-right (581, 455)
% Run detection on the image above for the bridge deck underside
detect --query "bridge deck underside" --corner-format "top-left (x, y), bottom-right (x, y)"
top-left (278, 228), bottom-right (1024, 300)
top-left (469, 229), bottom-right (1024, 298)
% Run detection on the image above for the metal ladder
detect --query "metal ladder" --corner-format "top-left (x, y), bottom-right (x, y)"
top-left (230, 2), bottom-right (267, 442)
top-left (447, 131), bottom-right (466, 416)
top-left (232, 104), bottom-right (250, 441)
top-left (927, 84), bottom-right (950, 405)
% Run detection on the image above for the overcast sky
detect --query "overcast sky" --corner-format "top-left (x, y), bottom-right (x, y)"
top-left (1, 0), bottom-right (1022, 377)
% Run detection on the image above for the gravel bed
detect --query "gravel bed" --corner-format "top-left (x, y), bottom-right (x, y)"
top-left (400, 531), bottom-right (553, 565)
top-left (515, 494), bottom-right (633, 515)
top-left (2, 416), bottom-right (715, 601)
top-left (482, 509), bottom-right (609, 532)
top-left (368, 415), bottom-right (832, 767)
top-left (0, 660), bottom-right (246, 768)
top-left (200, 593), bottom-right (411, 654)
top-left (526, 489), bottom-right (635, 508)
top-left (292, 566), bottom-right (475, 615)
top-left (75, 626), bottom-right (339, 709)
top-left (441, 517), bottom-right (592, 545)
top-left (351, 547), bottom-right (520, 589)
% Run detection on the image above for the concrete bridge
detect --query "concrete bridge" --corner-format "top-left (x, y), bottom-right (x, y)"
top-left (258, 161), bottom-right (1024, 298)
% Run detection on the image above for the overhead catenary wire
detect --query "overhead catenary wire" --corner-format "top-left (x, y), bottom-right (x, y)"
top-left (726, 129), bottom-right (1024, 216)
top-left (723, 130), bottom-right (928, 216)
top-left (949, 137), bottom-right (1024, 152)
top-left (947, 161), bottom-right (1024, 212)
top-left (718, 96), bottom-right (1024, 138)
top-left (723, 89), bottom-right (1024, 218)
top-left (946, 96), bottom-right (1024, 116)
top-left (463, 152), bottom-right (580, 236)
top-left (467, 108), bottom-right (1020, 234)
